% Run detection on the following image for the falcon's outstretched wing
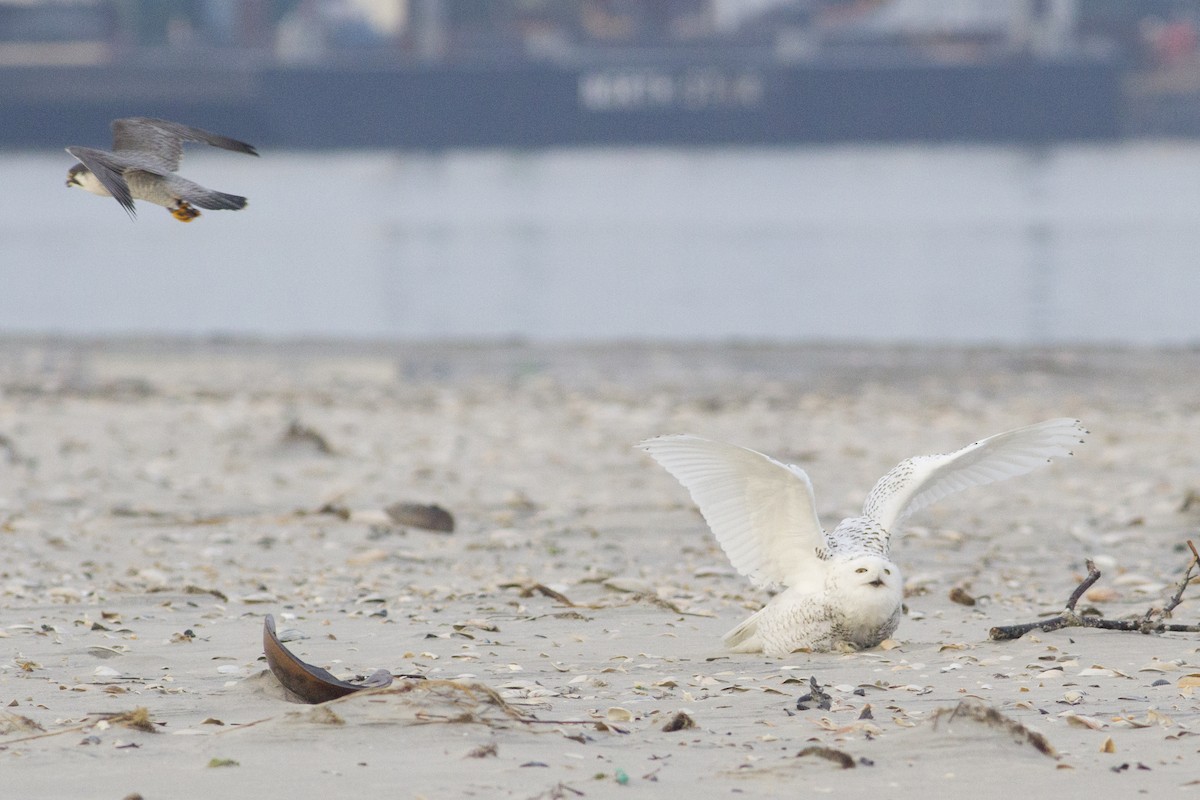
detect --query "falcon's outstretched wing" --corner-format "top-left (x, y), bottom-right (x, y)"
top-left (111, 117), bottom-right (258, 172)
top-left (64, 146), bottom-right (137, 217)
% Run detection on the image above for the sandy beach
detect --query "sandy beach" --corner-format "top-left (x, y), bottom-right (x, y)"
top-left (2, 339), bottom-right (1199, 798)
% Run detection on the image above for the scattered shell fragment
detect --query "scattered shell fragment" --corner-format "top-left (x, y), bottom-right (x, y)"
top-left (87, 646), bottom-right (127, 660)
top-left (1064, 714), bottom-right (1106, 730)
top-left (385, 502), bottom-right (455, 533)
top-left (1078, 666), bottom-right (1126, 678)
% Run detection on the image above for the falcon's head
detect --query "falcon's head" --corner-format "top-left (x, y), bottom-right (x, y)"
top-left (66, 163), bottom-right (92, 189)
top-left (65, 163), bottom-right (110, 197)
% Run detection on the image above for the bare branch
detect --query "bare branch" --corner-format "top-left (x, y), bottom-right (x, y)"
top-left (990, 542), bottom-right (1200, 641)
top-left (1160, 540), bottom-right (1200, 618)
top-left (1064, 559), bottom-right (1101, 613)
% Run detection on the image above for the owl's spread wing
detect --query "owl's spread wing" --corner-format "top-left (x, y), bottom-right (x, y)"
top-left (638, 435), bottom-right (828, 590)
top-left (861, 418), bottom-right (1087, 536)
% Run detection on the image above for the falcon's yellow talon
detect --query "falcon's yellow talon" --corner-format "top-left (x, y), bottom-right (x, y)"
top-left (170, 202), bottom-right (200, 222)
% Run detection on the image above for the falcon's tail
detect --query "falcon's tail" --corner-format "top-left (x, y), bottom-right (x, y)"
top-left (167, 174), bottom-right (249, 211)
top-left (722, 607), bottom-right (767, 652)
top-left (191, 190), bottom-right (248, 211)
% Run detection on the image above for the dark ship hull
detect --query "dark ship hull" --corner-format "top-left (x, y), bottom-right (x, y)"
top-left (1, 55), bottom-right (1121, 149)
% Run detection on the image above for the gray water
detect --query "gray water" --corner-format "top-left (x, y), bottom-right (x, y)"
top-left (4, 144), bottom-right (1200, 344)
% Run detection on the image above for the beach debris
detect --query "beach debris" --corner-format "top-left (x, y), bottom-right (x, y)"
top-left (1065, 714), bottom-right (1106, 730)
top-left (0, 711), bottom-right (44, 735)
top-left (276, 420), bottom-right (335, 456)
top-left (948, 586), bottom-right (977, 606)
top-left (0, 432), bottom-right (31, 466)
top-left (256, 679), bottom-right (545, 732)
top-left (207, 758), bottom-right (240, 768)
top-left (183, 584), bottom-right (229, 602)
top-left (614, 768), bottom-right (630, 785)
top-left (384, 502), bottom-right (455, 532)
top-left (466, 742), bottom-right (498, 758)
top-left (98, 708), bottom-right (158, 733)
top-left (990, 541), bottom-right (1200, 641)
top-left (611, 586), bottom-right (715, 617)
top-left (1180, 489), bottom-right (1199, 513)
top-left (262, 614), bottom-right (394, 704)
top-left (930, 700), bottom-right (1057, 759)
top-left (795, 677), bottom-right (833, 711)
top-left (0, 707), bottom-right (165, 746)
top-left (314, 497), bottom-right (352, 520)
top-left (795, 746), bottom-right (857, 769)
top-left (529, 784), bottom-right (585, 799)
top-left (499, 580), bottom-right (577, 607)
top-left (606, 707), bottom-right (634, 722)
top-left (661, 711), bottom-right (696, 732)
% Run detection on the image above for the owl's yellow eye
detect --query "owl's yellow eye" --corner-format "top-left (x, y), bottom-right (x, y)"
top-left (855, 567), bottom-right (867, 573)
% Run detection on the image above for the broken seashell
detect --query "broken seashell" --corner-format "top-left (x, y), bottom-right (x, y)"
top-left (384, 502), bottom-right (455, 533)
top-left (262, 614), bottom-right (394, 704)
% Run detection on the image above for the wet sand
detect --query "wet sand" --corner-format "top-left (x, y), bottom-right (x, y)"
top-left (2, 339), bottom-right (1199, 798)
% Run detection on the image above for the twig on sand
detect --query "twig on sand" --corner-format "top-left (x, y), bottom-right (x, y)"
top-left (989, 540), bottom-right (1200, 641)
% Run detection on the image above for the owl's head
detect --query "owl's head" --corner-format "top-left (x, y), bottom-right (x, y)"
top-left (829, 554), bottom-right (903, 606)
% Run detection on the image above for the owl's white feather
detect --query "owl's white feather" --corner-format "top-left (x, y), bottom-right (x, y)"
top-left (860, 417), bottom-right (1086, 533)
top-left (638, 419), bottom-right (1086, 655)
top-left (635, 435), bottom-right (826, 590)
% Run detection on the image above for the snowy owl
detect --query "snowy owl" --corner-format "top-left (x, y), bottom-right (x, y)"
top-left (638, 419), bottom-right (1086, 656)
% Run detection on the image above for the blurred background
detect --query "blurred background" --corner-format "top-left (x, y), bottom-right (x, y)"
top-left (2, 0), bottom-right (1200, 343)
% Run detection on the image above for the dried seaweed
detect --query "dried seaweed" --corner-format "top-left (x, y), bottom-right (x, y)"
top-left (930, 700), bottom-right (1057, 759)
top-left (796, 746), bottom-right (857, 769)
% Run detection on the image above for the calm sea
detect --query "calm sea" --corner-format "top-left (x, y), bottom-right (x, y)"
top-left (3, 144), bottom-right (1199, 344)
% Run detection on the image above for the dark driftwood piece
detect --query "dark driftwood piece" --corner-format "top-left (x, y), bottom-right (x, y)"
top-left (989, 542), bottom-right (1200, 641)
top-left (263, 614), bottom-right (394, 703)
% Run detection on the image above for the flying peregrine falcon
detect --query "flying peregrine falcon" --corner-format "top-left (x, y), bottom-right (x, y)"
top-left (66, 117), bottom-right (258, 222)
